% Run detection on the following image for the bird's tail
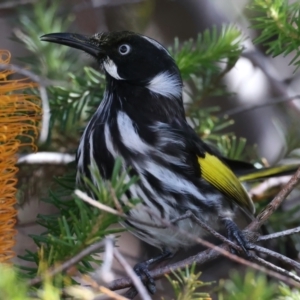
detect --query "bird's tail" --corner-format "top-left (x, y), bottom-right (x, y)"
top-left (237, 164), bottom-right (299, 182)
top-left (223, 157), bottom-right (299, 182)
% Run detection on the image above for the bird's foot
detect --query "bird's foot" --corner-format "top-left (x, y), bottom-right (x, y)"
top-left (223, 218), bottom-right (253, 257)
top-left (134, 260), bottom-right (156, 294)
top-left (126, 250), bottom-right (172, 298)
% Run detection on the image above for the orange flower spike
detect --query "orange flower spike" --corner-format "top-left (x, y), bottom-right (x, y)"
top-left (0, 50), bottom-right (41, 262)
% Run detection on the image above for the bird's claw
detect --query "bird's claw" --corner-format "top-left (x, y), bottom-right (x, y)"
top-left (134, 261), bottom-right (156, 294)
top-left (223, 218), bottom-right (252, 257)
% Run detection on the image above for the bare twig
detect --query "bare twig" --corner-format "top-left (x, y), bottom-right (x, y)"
top-left (113, 248), bottom-right (151, 300)
top-left (242, 51), bottom-right (300, 113)
top-left (29, 240), bottom-right (105, 286)
top-left (17, 152), bottom-right (75, 165)
top-left (248, 176), bottom-right (291, 200)
top-left (65, 284), bottom-right (129, 300)
top-left (252, 255), bottom-right (300, 283)
top-left (248, 166), bottom-right (300, 232)
top-left (108, 244), bottom-right (300, 291)
top-left (252, 244), bottom-right (300, 271)
top-left (97, 286), bottom-right (129, 300)
top-left (258, 226), bottom-right (300, 241)
top-left (75, 189), bottom-right (123, 216)
top-left (75, 189), bottom-right (166, 229)
top-left (69, 168), bottom-right (300, 293)
top-left (172, 210), bottom-right (241, 250)
top-left (95, 235), bottom-right (115, 284)
top-left (74, 0), bottom-right (144, 11)
top-left (108, 207), bottom-right (300, 289)
top-left (74, 184), bottom-right (300, 291)
top-left (109, 182), bottom-right (124, 214)
top-left (0, 64), bottom-right (56, 86)
top-left (38, 86), bottom-right (50, 143)
top-left (0, 0), bottom-right (37, 9)
top-left (219, 95), bottom-right (300, 117)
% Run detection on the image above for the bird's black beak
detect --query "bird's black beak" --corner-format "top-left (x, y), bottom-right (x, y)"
top-left (40, 33), bottom-right (102, 57)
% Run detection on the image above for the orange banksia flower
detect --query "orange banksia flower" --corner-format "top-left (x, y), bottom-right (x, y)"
top-left (0, 50), bottom-right (41, 262)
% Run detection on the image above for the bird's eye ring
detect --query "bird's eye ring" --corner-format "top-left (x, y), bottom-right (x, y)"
top-left (118, 44), bottom-right (131, 55)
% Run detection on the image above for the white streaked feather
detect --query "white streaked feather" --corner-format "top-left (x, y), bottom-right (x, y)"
top-left (88, 129), bottom-right (101, 190)
top-left (141, 36), bottom-right (170, 56)
top-left (103, 58), bottom-right (123, 80)
top-left (117, 112), bottom-right (186, 166)
top-left (147, 71), bottom-right (182, 99)
top-left (144, 160), bottom-right (206, 200)
top-left (150, 121), bottom-right (186, 149)
top-left (76, 143), bottom-right (84, 183)
top-left (95, 90), bottom-right (113, 122)
top-left (104, 123), bottom-right (118, 158)
top-left (117, 111), bottom-right (149, 153)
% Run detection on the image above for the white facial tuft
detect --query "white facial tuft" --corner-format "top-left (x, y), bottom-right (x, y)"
top-left (147, 71), bottom-right (182, 99)
top-left (103, 58), bottom-right (123, 80)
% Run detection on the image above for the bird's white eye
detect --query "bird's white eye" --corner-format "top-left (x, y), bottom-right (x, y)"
top-left (118, 44), bottom-right (131, 55)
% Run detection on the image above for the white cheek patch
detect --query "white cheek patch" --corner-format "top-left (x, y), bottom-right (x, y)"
top-left (103, 58), bottom-right (123, 80)
top-left (147, 71), bottom-right (182, 99)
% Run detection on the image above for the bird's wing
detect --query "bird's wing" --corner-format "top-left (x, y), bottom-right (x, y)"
top-left (178, 122), bottom-right (255, 215)
top-left (197, 152), bottom-right (255, 214)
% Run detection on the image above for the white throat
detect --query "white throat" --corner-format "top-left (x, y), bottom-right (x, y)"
top-left (103, 58), bottom-right (123, 80)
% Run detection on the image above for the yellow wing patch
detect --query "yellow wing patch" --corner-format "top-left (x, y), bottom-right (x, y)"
top-left (198, 153), bottom-right (255, 214)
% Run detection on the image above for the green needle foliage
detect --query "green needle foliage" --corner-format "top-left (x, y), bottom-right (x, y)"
top-left (48, 67), bottom-right (105, 137)
top-left (170, 25), bottom-right (243, 80)
top-left (171, 25), bottom-right (243, 102)
top-left (165, 264), bottom-right (213, 300)
top-left (15, 0), bottom-right (78, 79)
top-left (19, 159), bottom-right (137, 278)
top-left (0, 265), bottom-right (32, 300)
top-left (250, 0), bottom-right (300, 70)
top-left (221, 270), bottom-right (277, 300)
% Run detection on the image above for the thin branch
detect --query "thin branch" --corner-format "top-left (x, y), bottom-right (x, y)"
top-left (17, 152), bottom-right (75, 165)
top-left (38, 86), bottom-right (50, 143)
top-left (0, 64), bottom-right (59, 86)
top-left (97, 286), bottom-right (129, 300)
top-left (252, 255), bottom-right (300, 283)
top-left (108, 243), bottom-right (300, 291)
top-left (219, 95), bottom-right (300, 117)
top-left (172, 210), bottom-right (241, 250)
top-left (75, 189), bottom-right (123, 216)
top-left (252, 244), bottom-right (300, 271)
top-left (95, 235), bottom-right (115, 284)
top-left (113, 248), bottom-right (151, 300)
top-left (75, 189), bottom-right (166, 229)
top-left (106, 164), bottom-right (300, 291)
top-left (248, 166), bottom-right (300, 232)
top-left (29, 240), bottom-right (105, 286)
top-left (74, 0), bottom-right (144, 11)
top-left (108, 207), bottom-right (300, 290)
top-left (258, 226), bottom-right (300, 241)
top-left (73, 169), bottom-right (300, 293)
top-left (248, 176), bottom-right (291, 200)
top-left (242, 50), bottom-right (300, 113)
top-left (0, 0), bottom-right (37, 9)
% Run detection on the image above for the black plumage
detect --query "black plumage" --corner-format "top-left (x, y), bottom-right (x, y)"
top-left (41, 31), bottom-right (258, 293)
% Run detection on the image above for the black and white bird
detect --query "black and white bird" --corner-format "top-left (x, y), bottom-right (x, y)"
top-left (41, 30), bottom-right (267, 292)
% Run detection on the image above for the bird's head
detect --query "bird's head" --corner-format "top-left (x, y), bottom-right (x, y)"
top-left (41, 31), bottom-right (182, 100)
